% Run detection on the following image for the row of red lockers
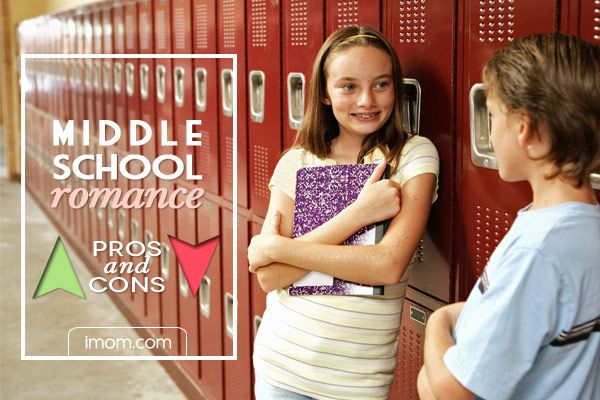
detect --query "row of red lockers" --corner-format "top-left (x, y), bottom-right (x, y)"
top-left (20, 0), bottom-right (600, 399)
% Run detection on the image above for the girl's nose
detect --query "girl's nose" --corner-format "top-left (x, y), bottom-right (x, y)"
top-left (357, 88), bottom-right (375, 107)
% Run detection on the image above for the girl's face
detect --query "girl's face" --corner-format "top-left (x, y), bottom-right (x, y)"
top-left (323, 46), bottom-right (395, 141)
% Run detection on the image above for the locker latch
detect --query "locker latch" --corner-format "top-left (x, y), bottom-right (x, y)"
top-left (402, 78), bottom-right (422, 135)
top-left (249, 70), bottom-right (265, 123)
top-left (194, 67), bottom-right (207, 112)
top-left (287, 72), bottom-right (305, 129)
top-left (221, 69), bottom-right (233, 117)
top-left (174, 66), bottom-right (185, 108)
top-left (469, 83), bottom-right (497, 170)
top-left (140, 63), bottom-right (149, 100)
top-left (199, 276), bottom-right (211, 318)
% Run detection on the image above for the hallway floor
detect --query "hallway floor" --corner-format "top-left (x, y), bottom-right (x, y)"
top-left (0, 178), bottom-right (188, 399)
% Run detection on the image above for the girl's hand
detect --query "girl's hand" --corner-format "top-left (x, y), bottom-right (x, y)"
top-left (351, 160), bottom-right (402, 226)
top-left (248, 212), bottom-right (282, 272)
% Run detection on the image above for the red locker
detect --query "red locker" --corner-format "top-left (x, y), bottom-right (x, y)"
top-left (113, 3), bottom-right (128, 151)
top-left (172, 0), bottom-right (196, 178)
top-left (221, 205), bottom-right (251, 399)
top-left (143, 174), bottom-right (161, 328)
top-left (247, 0), bottom-right (282, 218)
top-left (84, 10), bottom-right (95, 136)
top-left (383, 0), bottom-right (456, 303)
top-left (129, 161), bottom-right (146, 316)
top-left (159, 179), bottom-right (180, 355)
top-left (125, 1), bottom-right (141, 154)
top-left (174, 180), bottom-right (201, 380)
top-left (388, 290), bottom-right (444, 400)
top-left (457, 0), bottom-right (557, 296)
top-left (75, 14), bottom-right (86, 131)
top-left (102, 6), bottom-right (115, 123)
top-left (154, 0), bottom-right (176, 172)
top-left (217, 0), bottom-right (248, 208)
top-left (249, 220), bottom-right (266, 391)
top-left (116, 148), bottom-right (133, 308)
top-left (197, 195), bottom-right (223, 399)
top-left (139, 0), bottom-right (156, 160)
top-left (326, 0), bottom-right (381, 35)
top-left (192, 0), bottom-right (219, 195)
top-left (93, 7), bottom-right (104, 140)
top-left (282, 0), bottom-right (325, 148)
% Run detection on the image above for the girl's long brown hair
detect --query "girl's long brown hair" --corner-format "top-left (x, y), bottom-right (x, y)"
top-left (294, 26), bottom-right (409, 173)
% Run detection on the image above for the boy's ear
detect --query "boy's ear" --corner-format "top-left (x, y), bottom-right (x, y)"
top-left (516, 112), bottom-right (535, 148)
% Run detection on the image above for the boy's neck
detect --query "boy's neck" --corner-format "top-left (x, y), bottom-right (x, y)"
top-left (528, 173), bottom-right (598, 210)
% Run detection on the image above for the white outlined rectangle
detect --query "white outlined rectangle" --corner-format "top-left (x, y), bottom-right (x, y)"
top-left (20, 54), bottom-right (238, 361)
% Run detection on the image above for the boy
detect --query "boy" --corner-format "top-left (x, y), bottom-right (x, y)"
top-left (418, 34), bottom-right (600, 400)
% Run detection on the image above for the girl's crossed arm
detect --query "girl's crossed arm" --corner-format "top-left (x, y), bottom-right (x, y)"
top-left (249, 171), bottom-right (436, 289)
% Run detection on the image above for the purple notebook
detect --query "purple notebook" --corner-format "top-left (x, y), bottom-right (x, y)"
top-left (288, 163), bottom-right (389, 296)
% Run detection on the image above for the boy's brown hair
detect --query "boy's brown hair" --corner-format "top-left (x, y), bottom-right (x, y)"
top-left (483, 33), bottom-right (600, 186)
top-left (295, 26), bottom-right (408, 173)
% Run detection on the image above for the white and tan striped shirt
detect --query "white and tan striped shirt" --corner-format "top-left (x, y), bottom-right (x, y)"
top-left (253, 135), bottom-right (439, 399)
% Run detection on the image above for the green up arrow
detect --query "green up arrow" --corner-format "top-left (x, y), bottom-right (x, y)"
top-left (33, 237), bottom-right (86, 299)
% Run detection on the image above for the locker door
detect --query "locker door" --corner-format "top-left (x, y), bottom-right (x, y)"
top-left (172, 0), bottom-right (195, 179)
top-left (222, 206), bottom-right (251, 399)
top-left (249, 220), bottom-right (266, 391)
top-left (113, 4), bottom-right (128, 152)
top-left (159, 179), bottom-right (180, 355)
top-left (129, 162), bottom-right (146, 317)
top-left (384, 1), bottom-right (456, 303)
top-left (93, 8), bottom-right (104, 139)
top-left (125, 2), bottom-right (141, 152)
top-left (282, 0), bottom-right (325, 148)
top-left (247, 0), bottom-right (281, 218)
top-left (75, 14), bottom-right (85, 131)
top-left (84, 11), bottom-right (96, 137)
top-left (139, 0), bottom-right (156, 161)
top-left (174, 180), bottom-right (201, 381)
top-left (154, 0), bottom-right (176, 173)
top-left (577, 0), bottom-right (600, 43)
top-left (217, 0), bottom-right (248, 208)
top-left (116, 148), bottom-right (133, 309)
top-left (388, 290), bottom-right (444, 400)
top-left (102, 6), bottom-right (115, 123)
top-left (197, 195), bottom-right (223, 399)
top-left (326, 0), bottom-right (381, 35)
top-left (192, 0), bottom-right (219, 195)
top-left (143, 174), bottom-right (161, 328)
top-left (458, 0), bottom-right (557, 297)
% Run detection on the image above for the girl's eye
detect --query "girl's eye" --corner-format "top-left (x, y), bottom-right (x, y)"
top-left (341, 83), bottom-right (355, 91)
top-left (375, 81), bottom-right (390, 89)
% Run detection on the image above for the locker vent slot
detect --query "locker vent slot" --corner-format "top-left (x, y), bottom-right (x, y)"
top-left (474, 204), bottom-right (512, 277)
top-left (125, 11), bottom-right (135, 50)
top-left (251, 0), bottom-right (267, 47)
top-left (335, 0), bottom-right (360, 29)
top-left (115, 17), bottom-right (124, 51)
top-left (225, 136), bottom-right (234, 185)
top-left (478, 0), bottom-right (515, 43)
top-left (398, 0), bottom-right (426, 44)
top-left (195, 3), bottom-right (209, 49)
top-left (174, 7), bottom-right (185, 50)
top-left (253, 145), bottom-right (270, 199)
top-left (289, 0), bottom-right (308, 46)
top-left (156, 9), bottom-right (167, 51)
top-left (594, 1), bottom-right (600, 41)
top-left (140, 11), bottom-right (151, 51)
top-left (199, 130), bottom-right (212, 178)
top-left (222, 0), bottom-right (236, 48)
top-left (200, 276), bottom-right (211, 318)
top-left (394, 319), bottom-right (423, 398)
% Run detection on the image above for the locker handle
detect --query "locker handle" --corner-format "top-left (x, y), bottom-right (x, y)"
top-left (140, 63), bottom-right (149, 100)
top-left (93, 60), bottom-right (101, 90)
top-left (174, 67), bottom-right (185, 108)
top-left (194, 67), bottom-right (207, 112)
top-left (469, 83), bottom-right (498, 170)
top-left (402, 78), bottom-right (422, 135)
top-left (249, 70), bottom-right (265, 123)
top-left (224, 292), bottom-right (234, 339)
top-left (126, 62), bottom-right (135, 97)
top-left (130, 218), bottom-right (139, 242)
top-left (591, 174), bottom-right (600, 191)
top-left (221, 69), bottom-right (233, 117)
top-left (102, 61), bottom-right (111, 91)
top-left (84, 60), bottom-right (92, 89)
top-left (253, 315), bottom-right (262, 336)
top-left (117, 209), bottom-right (126, 240)
top-left (76, 60), bottom-right (83, 86)
top-left (107, 204), bottom-right (114, 229)
top-left (287, 72), bottom-right (305, 129)
top-left (156, 65), bottom-right (166, 103)
top-left (113, 62), bottom-right (122, 94)
top-left (199, 276), bottom-right (211, 318)
top-left (144, 229), bottom-right (153, 267)
top-left (160, 243), bottom-right (170, 280)
top-left (179, 266), bottom-right (189, 297)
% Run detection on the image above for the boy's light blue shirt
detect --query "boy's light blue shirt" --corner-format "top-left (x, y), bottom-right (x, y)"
top-left (444, 202), bottom-right (600, 400)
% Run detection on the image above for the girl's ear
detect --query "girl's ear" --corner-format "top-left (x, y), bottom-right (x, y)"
top-left (321, 95), bottom-right (331, 105)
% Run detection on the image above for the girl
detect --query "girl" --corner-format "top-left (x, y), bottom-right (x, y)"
top-left (249, 26), bottom-right (439, 399)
